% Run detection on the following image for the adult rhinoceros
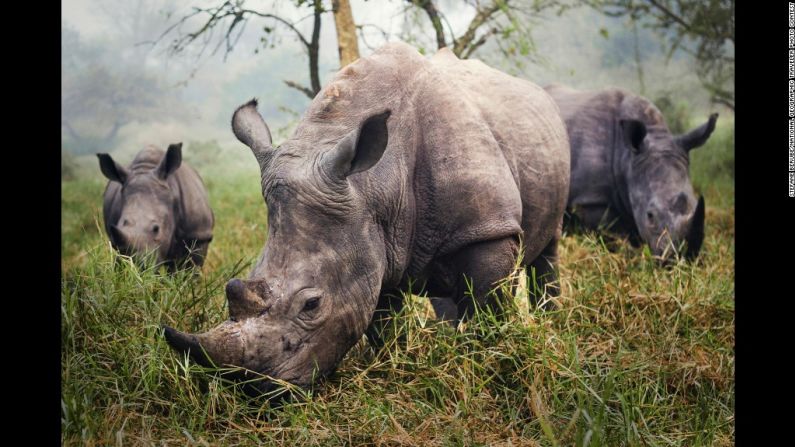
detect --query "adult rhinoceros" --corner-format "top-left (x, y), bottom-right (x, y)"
top-left (164, 42), bottom-right (570, 394)
top-left (97, 144), bottom-right (214, 270)
top-left (544, 84), bottom-right (718, 261)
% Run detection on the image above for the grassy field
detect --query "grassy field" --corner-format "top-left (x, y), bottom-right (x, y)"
top-left (61, 118), bottom-right (734, 446)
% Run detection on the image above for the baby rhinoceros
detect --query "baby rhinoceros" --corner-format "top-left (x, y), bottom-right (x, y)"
top-left (97, 143), bottom-right (214, 270)
top-left (545, 84), bottom-right (719, 261)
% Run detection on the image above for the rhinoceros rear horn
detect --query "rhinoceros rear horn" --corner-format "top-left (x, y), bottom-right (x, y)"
top-left (684, 195), bottom-right (705, 260)
top-left (677, 113), bottom-right (719, 151)
top-left (156, 143), bottom-right (182, 180)
top-left (232, 98), bottom-right (273, 170)
top-left (97, 153), bottom-right (129, 184)
top-left (226, 278), bottom-right (268, 320)
top-left (322, 110), bottom-right (391, 179)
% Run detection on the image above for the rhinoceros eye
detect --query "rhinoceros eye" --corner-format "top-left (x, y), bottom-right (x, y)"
top-left (302, 297), bottom-right (320, 312)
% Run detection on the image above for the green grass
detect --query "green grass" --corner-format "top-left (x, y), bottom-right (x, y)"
top-left (62, 121), bottom-right (734, 446)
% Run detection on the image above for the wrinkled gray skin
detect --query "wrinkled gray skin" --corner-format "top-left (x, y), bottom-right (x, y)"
top-left (164, 43), bottom-right (570, 393)
top-left (544, 84), bottom-right (717, 260)
top-left (98, 144), bottom-right (214, 270)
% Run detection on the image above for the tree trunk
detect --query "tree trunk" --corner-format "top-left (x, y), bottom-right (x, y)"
top-left (309, 0), bottom-right (323, 95)
top-left (332, 0), bottom-right (360, 67)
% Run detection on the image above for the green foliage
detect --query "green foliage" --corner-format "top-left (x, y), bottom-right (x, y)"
top-left (654, 92), bottom-right (692, 135)
top-left (62, 124), bottom-right (734, 445)
top-left (62, 149), bottom-right (79, 181)
top-left (592, 0), bottom-right (734, 109)
top-left (184, 140), bottom-right (224, 170)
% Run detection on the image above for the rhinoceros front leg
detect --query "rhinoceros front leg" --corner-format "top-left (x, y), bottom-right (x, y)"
top-left (167, 238), bottom-right (212, 272)
top-left (526, 234), bottom-right (560, 310)
top-left (445, 236), bottom-right (520, 324)
top-left (429, 296), bottom-right (459, 324)
top-left (185, 239), bottom-right (211, 268)
top-left (365, 288), bottom-right (405, 349)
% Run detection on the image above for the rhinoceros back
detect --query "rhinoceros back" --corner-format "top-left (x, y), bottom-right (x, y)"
top-left (291, 42), bottom-right (571, 278)
top-left (428, 49), bottom-right (570, 261)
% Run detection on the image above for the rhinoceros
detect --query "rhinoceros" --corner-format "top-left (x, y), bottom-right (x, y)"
top-left (97, 143), bottom-right (214, 270)
top-left (163, 42), bottom-right (570, 394)
top-left (544, 84), bottom-right (718, 260)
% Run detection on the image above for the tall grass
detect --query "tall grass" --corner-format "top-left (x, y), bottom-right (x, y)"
top-left (62, 121), bottom-right (734, 445)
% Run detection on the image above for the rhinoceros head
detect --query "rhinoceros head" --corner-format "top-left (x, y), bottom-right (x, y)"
top-left (97, 143), bottom-right (183, 264)
top-left (620, 113), bottom-right (717, 261)
top-left (164, 100), bottom-right (391, 393)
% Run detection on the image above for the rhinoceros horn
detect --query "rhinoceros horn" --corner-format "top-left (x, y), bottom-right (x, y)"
top-left (162, 324), bottom-right (244, 368)
top-left (109, 224), bottom-right (129, 248)
top-left (684, 195), bottom-right (705, 260)
top-left (231, 98), bottom-right (273, 170)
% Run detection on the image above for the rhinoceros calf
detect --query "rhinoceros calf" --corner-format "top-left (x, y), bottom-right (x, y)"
top-left (164, 42), bottom-right (570, 393)
top-left (544, 84), bottom-right (718, 260)
top-left (97, 143), bottom-right (214, 270)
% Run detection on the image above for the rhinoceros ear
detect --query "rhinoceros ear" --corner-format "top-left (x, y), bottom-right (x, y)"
top-left (676, 113), bottom-right (719, 152)
top-left (323, 110), bottom-right (391, 179)
top-left (619, 119), bottom-right (647, 154)
top-left (156, 143), bottom-right (182, 180)
top-left (97, 153), bottom-right (129, 184)
top-left (232, 98), bottom-right (273, 171)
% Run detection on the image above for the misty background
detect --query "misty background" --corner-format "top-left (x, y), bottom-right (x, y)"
top-left (62, 0), bottom-right (732, 178)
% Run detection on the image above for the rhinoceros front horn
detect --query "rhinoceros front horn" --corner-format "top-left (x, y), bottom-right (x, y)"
top-left (232, 98), bottom-right (273, 171)
top-left (163, 326), bottom-right (214, 367)
top-left (162, 325), bottom-right (243, 368)
top-left (109, 225), bottom-right (129, 248)
top-left (684, 195), bottom-right (705, 260)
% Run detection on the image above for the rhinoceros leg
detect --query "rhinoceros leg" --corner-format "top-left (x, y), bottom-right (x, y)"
top-left (168, 238), bottom-right (211, 272)
top-left (365, 288), bottom-right (405, 349)
top-left (429, 297), bottom-right (459, 324)
top-left (527, 234), bottom-right (560, 310)
top-left (446, 236), bottom-right (520, 323)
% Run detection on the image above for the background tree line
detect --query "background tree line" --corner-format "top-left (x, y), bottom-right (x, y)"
top-left (62, 0), bottom-right (733, 162)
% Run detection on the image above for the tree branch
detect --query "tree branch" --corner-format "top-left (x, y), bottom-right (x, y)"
top-left (452, 0), bottom-right (506, 57)
top-left (410, 0), bottom-right (446, 49)
top-left (461, 27), bottom-right (498, 58)
top-left (283, 80), bottom-right (315, 99)
top-left (645, 0), bottom-right (692, 32)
